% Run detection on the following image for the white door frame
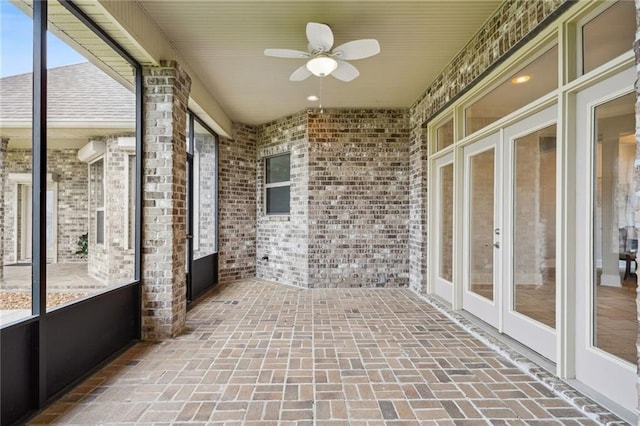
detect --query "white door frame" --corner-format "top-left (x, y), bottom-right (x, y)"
top-left (574, 66), bottom-right (636, 414)
top-left (501, 104), bottom-right (558, 362)
top-left (430, 152), bottom-right (455, 303)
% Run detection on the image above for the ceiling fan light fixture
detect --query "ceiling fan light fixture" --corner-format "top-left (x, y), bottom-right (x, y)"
top-left (306, 56), bottom-right (338, 77)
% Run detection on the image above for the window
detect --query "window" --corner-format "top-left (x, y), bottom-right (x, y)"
top-left (436, 117), bottom-right (454, 151)
top-left (465, 45), bottom-right (558, 136)
top-left (90, 158), bottom-right (105, 245)
top-left (581, 1), bottom-right (635, 75)
top-left (265, 153), bottom-right (290, 214)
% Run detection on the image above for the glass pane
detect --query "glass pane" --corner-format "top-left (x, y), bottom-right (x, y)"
top-left (582, 1), bottom-right (635, 75)
top-left (96, 210), bottom-right (105, 245)
top-left (466, 46), bottom-right (558, 136)
top-left (513, 125), bottom-right (557, 328)
top-left (1, 1), bottom-right (33, 326)
top-left (439, 164), bottom-right (454, 282)
top-left (593, 92), bottom-right (637, 364)
top-left (437, 118), bottom-right (454, 151)
top-left (46, 0), bottom-right (137, 311)
top-left (266, 154), bottom-right (290, 183)
top-left (128, 155), bottom-right (136, 250)
top-left (186, 113), bottom-right (191, 153)
top-left (267, 186), bottom-right (290, 214)
top-left (91, 159), bottom-right (104, 208)
top-left (469, 149), bottom-right (495, 300)
top-left (194, 120), bottom-right (217, 260)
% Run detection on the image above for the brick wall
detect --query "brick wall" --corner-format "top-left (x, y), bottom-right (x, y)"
top-left (218, 123), bottom-right (257, 283)
top-left (250, 109), bottom-right (410, 289)
top-left (256, 112), bottom-right (308, 287)
top-left (141, 61), bottom-right (191, 340)
top-left (408, 125), bottom-right (428, 293)
top-left (104, 136), bottom-right (135, 284)
top-left (3, 148), bottom-right (88, 265)
top-left (307, 109), bottom-right (410, 288)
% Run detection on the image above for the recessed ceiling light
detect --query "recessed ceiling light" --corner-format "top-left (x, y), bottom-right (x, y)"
top-left (307, 95), bottom-right (319, 102)
top-left (512, 75), bottom-right (531, 84)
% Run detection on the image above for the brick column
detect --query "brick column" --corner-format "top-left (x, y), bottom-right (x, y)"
top-left (142, 61), bottom-right (191, 340)
top-left (0, 138), bottom-right (7, 279)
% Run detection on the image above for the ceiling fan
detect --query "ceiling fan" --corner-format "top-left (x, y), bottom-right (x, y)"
top-left (264, 22), bottom-right (380, 82)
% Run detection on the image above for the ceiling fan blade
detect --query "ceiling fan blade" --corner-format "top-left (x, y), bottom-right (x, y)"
top-left (332, 39), bottom-right (380, 60)
top-left (289, 65), bottom-right (312, 81)
top-left (264, 49), bottom-right (310, 59)
top-left (332, 60), bottom-right (359, 82)
top-left (306, 22), bottom-right (334, 52)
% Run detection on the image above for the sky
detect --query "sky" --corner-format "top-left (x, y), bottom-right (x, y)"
top-left (1, 1), bottom-right (87, 78)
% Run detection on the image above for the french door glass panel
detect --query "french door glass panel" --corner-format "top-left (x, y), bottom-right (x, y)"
top-left (575, 66), bottom-right (636, 414)
top-left (501, 104), bottom-right (559, 363)
top-left (513, 124), bottom-right (557, 329)
top-left (439, 164), bottom-right (454, 283)
top-left (592, 92), bottom-right (636, 363)
top-left (463, 133), bottom-right (500, 328)
top-left (469, 150), bottom-right (495, 301)
top-left (434, 153), bottom-right (454, 303)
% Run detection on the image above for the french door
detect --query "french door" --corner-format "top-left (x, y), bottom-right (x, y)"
top-left (501, 105), bottom-right (557, 362)
top-left (461, 105), bottom-right (558, 361)
top-left (574, 66), bottom-right (636, 413)
top-left (462, 132), bottom-right (501, 328)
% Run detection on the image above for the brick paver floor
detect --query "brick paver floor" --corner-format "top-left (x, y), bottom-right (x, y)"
top-left (28, 279), bottom-right (625, 425)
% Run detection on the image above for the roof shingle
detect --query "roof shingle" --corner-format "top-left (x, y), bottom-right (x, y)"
top-left (0, 62), bottom-right (135, 122)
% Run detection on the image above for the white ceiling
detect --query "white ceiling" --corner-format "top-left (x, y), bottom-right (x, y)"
top-left (136, 1), bottom-right (502, 126)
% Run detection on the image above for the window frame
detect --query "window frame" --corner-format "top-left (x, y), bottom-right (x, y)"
top-left (89, 156), bottom-right (106, 246)
top-left (264, 153), bottom-right (291, 215)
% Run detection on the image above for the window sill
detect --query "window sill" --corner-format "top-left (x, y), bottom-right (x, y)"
top-left (263, 214), bottom-right (290, 222)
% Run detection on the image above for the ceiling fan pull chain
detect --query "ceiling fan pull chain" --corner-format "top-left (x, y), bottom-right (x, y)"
top-left (319, 77), bottom-right (324, 113)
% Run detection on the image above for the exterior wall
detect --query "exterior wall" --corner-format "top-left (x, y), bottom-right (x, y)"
top-left (0, 138), bottom-right (6, 279)
top-left (141, 61), bottom-right (190, 340)
top-left (307, 109), bottom-right (410, 288)
top-left (90, 136), bottom-right (135, 285)
top-left (252, 109), bottom-right (410, 289)
top-left (3, 148), bottom-right (88, 266)
top-left (218, 123), bottom-right (257, 283)
top-left (408, 0), bottom-right (570, 291)
top-left (408, 126), bottom-right (428, 293)
top-left (256, 112), bottom-right (308, 287)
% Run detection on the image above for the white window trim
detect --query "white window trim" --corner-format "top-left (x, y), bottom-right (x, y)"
top-left (264, 153), bottom-right (291, 215)
top-left (89, 156), bottom-right (106, 246)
